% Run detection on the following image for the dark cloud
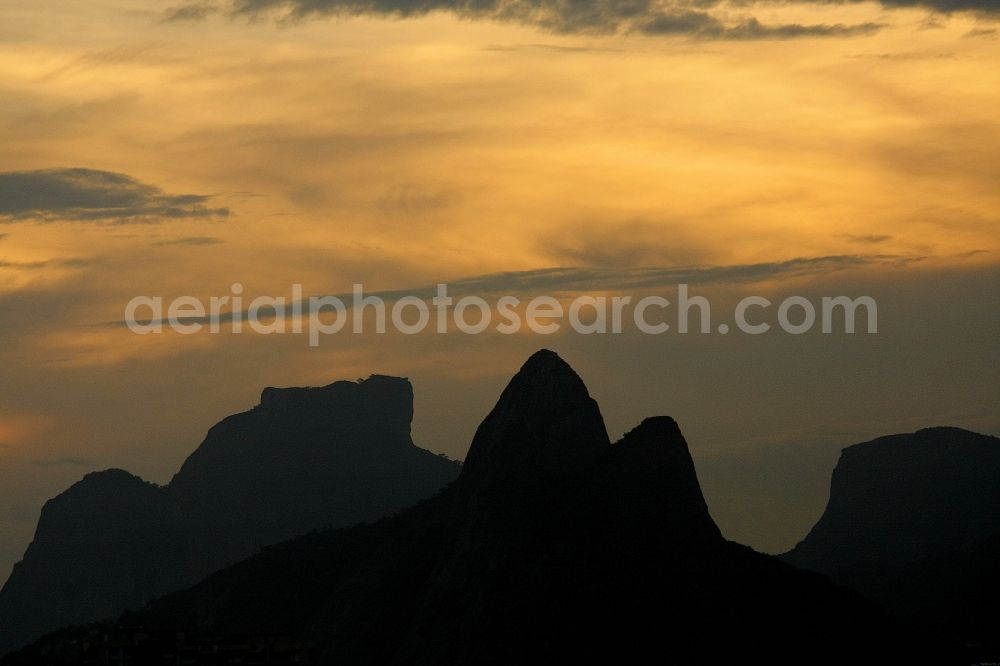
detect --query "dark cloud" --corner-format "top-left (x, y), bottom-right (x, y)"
top-left (637, 12), bottom-right (883, 39)
top-left (0, 257), bottom-right (98, 270)
top-left (843, 234), bottom-right (893, 244)
top-left (438, 254), bottom-right (917, 294)
top-left (227, 0), bottom-right (890, 40)
top-left (873, 0), bottom-right (1000, 13)
top-left (0, 168), bottom-right (229, 224)
top-left (538, 220), bottom-right (707, 268)
top-left (164, 2), bottom-right (220, 22)
top-left (152, 236), bottom-right (225, 246)
top-left (0, 260), bottom-right (47, 270)
top-left (964, 26), bottom-right (998, 37)
top-left (917, 15), bottom-right (948, 28)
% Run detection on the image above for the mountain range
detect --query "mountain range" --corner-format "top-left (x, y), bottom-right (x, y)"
top-left (4, 351), bottom-right (998, 664)
top-left (0, 375), bottom-right (460, 654)
top-left (6, 350), bottom-right (943, 665)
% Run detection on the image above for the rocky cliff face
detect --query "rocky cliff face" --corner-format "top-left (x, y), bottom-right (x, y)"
top-left (0, 376), bottom-right (460, 654)
top-left (784, 426), bottom-right (1000, 573)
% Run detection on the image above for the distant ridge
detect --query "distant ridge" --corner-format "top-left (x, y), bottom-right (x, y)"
top-left (0, 375), bottom-right (460, 654)
top-left (784, 426), bottom-right (1000, 572)
top-left (783, 426), bottom-right (1000, 655)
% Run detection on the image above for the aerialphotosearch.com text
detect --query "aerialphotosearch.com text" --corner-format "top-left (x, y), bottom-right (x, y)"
top-left (124, 283), bottom-right (878, 347)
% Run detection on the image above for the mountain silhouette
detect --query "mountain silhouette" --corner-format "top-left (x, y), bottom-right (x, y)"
top-left (8, 350), bottom-right (938, 665)
top-left (783, 426), bottom-right (1000, 654)
top-left (0, 375), bottom-right (460, 655)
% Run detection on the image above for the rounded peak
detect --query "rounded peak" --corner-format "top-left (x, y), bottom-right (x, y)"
top-left (617, 417), bottom-right (686, 448)
top-left (78, 468), bottom-right (147, 487)
top-left (460, 349), bottom-right (609, 482)
top-left (508, 350), bottom-right (587, 401)
top-left (504, 349), bottom-right (592, 410)
top-left (519, 349), bottom-right (570, 372)
top-left (913, 425), bottom-right (993, 439)
top-left (51, 469), bottom-right (158, 507)
top-left (843, 426), bottom-right (997, 459)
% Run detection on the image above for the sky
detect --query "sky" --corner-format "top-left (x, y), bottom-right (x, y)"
top-left (1, 0), bottom-right (999, 582)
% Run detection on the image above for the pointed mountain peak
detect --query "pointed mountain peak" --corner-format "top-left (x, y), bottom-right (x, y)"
top-left (460, 350), bottom-right (609, 483)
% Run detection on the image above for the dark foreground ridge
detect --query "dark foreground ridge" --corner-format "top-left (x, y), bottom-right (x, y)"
top-left (4, 350), bottom-right (951, 665)
top-left (0, 375), bottom-right (460, 654)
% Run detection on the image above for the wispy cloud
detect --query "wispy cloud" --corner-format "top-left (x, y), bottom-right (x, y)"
top-left (637, 13), bottom-right (883, 39)
top-left (219, 0), bottom-right (891, 40)
top-left (874, 0), bottom-right (1000, 13)
top-left (0, 169), bottom-right (229, 224)
top-left (0, 257), bottom-right (99, 270)
top-left (152, 236), bottom-right (225, 246)
top-left (116, 253), bottom-right (921, 326)
top-left (963, 26), bottom-right (997, 38)
top-left (164, 2), bottom-right (220, 22)
top-left (842, 234), bottom-right (893, 244)
top-left (38, 45), bottom-right (163, 83)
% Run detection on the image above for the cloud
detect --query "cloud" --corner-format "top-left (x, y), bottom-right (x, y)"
top-left (872, 0), bottom-right (1000, 13)
top-left (538, 220), bottom-right (708, 268)
top-left (842, 234), bottom-right (893, 244)
top-left (436, 254), bottom-right (917, 294)
top-left (963, 26), bottom-right (998, 37)
top-left (227, 0), bottom-right (890, 40)
top-left (117, 253), bottom-right (920, 327)
top-left (482, 43), bottom-right (625, 52)
top-left (164, 2), bottom-right (220, 21)
top-left (39, 45), bottom-right (162, 83)
top-left (152, 236), bottom-right (225, 246)
top-left (0, 168), bottom-right (229, 224)
top-left (636, 12), bottom-right (884, 39)
top-left (0, 257), bottom-right (98, 270)
top-left (844, 51), bottom-right (955, 60)
top-left (0, 233), bottom-right (8, 241)
top-left (0, 260), bottom-right (47, 270)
